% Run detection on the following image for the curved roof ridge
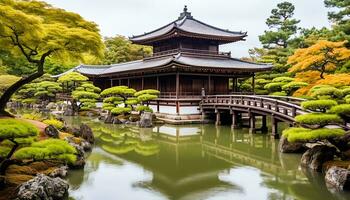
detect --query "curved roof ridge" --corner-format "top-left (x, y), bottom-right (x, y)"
top-left (130, 19), bottom-right (177, 39)
top-left (189, 18), bottom-right (247, 36)
top-left (229, 57), bottom-right (272, 66)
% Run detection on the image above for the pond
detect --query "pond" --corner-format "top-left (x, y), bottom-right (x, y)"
top-left (64, 117), bottom-right (350, 200)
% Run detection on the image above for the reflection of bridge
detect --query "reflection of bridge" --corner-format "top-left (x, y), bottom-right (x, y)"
top-left (201, 95), bottom-right (308, 138)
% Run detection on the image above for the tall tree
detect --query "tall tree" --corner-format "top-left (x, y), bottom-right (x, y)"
top-left (103, 35), bottom-right (152, 65)
top-left (324, 0), bottom-right (350, 41)
top-left (259, 1), bottom-right (300, 49)
top-left (0, 0), bottom-right (104, 116)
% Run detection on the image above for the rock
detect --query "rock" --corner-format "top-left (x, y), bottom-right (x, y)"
top-left (47, 166), bottom-right (68, 178)
top-left (79, 124), bottom-right (94, 144)
top-left (129, 114), bottom-right (140, 122)
top-left (44, 125), bottom-right (59, 138)
top-left (104, 115), bottom-right (114, 124)
top-left (139, 112), bottom-right (153, 128)
top-left (323, 160), bottom-right (350, 172)
top-left (301, 145), bottom-right (336, 171)
top-left (342, 149), bottom-right (350, 160)
top-left (63, 107), bottom-right (74, 116)
top-left (278, 136), bottom-right (306, 153)
top-left (325, 166), bottom-right (350, 191)
top-left (14, 174), bottom-right (69, 200)
top-left (65, 138), bottom-right (86, 169)
top-left (80, 140), bottom-right (92, 151)
top-left (329, 133), bottom-right (350, 151)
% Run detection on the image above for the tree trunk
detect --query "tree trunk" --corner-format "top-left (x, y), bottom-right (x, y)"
top-left (0, 68), bottom-right (44, 116)
top-left (0, 140), bottom-right (19, 176)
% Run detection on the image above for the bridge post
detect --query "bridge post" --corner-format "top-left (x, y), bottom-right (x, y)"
top-left (249, 110), bottom-right (256, 134)
top-left (230, 110), bottom-right (239, 128)
top-left (215, 109), bottom-right (221, 126)
top-left (261, 115), bottom-right (268, 133)
top-left (271, 115), bottom-right (279, 139)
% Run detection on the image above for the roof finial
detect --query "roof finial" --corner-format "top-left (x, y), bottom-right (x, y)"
top-left (179, 5), bottom-right (192, 19)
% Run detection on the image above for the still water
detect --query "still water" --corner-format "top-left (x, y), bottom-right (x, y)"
top-left (64, 117), bottom-right (350, 200)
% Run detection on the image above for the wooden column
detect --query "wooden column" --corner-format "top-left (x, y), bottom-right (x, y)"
top-left (156, 76), bottom-right (159, 91)
top-left (232, 77), bottom-right (235, 93)
top-left (110, 79), bottom-right (113, 87)
top-left (231, 110), bottom-right (238, 128)
top-left (156, 100), bottom-right (160, 113)
top-left (127, 79), bottom-right (130, 87)
top-left (208, 75), bottom-right (211, 95)
top-left (261, 115), bottom-right (268, 133)
top-left (141, 77), bottom-right (144, 90)
top-left (271, 115), bottom-right (279, 139)
top-left (215, 109), bottom-right (221, 126)
top-left (176, 101), bottom-right (180, 115)
top-left (249, 112), bottom-right (256, 134)
top-left (119, 79), bottom-right (121, 86)
top-left (176, 72), bottom-right (180, 99)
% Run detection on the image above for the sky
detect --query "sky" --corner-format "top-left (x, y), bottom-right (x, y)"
top-left (43, 0), bottom-right (331, 58)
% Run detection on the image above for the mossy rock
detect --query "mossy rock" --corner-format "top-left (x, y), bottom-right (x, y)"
top-left (5, 174), bottom-right (34, 186)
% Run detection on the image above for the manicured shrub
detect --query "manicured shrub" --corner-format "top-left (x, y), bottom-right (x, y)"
top-left (282, 127), bottom-right (345, 142)
top-left (22, 113), bottom-right (43, 121)
top-left (111, 107), bottom-right (132, 115)
top-left (272, 76), bottom-right (294, 83)
top-left (309, 85), bottom-right (343, 100)
top-left (270, 91), bottom-right (287, 96)
top-left (134, 89), bottom-right (160, 96)
top-left (295, 113), bottom-right (343, 127)
top-left (255, 89), bottom-right (269, 95)
top-left (0, 119), bottom-right (39, 140)
top-left (13, 139), bottom-right (77, 165)
top-left (328, 104), bottom-right (350, 121)
top-left (282, 81), bottom-right (308, 95)
top-left (239, 83), bottom-right (253, 92)
top-left (264, 82), bottom-right (285, 92)
top-left (43, 119), bottom-right (64, 130)
top-left (301, 100), bottom-right (338, 112)
top-left (136, 105), bottom-right (153, 113)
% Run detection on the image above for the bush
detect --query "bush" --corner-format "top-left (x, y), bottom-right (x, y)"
top-left (239, 83), bottom-right (253, 92)
top-left (0, 119), bottom-right (39, 140)
top-left (295, 113), bottom-right (343, 127)
top-left (301, 100), bottom-right (338, 112)
top-left (272, 76), bottom-right (294, 83)
top-left (282, 81), bottom-right (308, 95)
top-left (136, 105), bottom-right (153, 113)
top-left (43, 119), bottom-right (64, 130)
top-left (282, 127), bottom-right (345, 142)
top-left (134, 89), bottom-right (160, 97)
top-left (264, 82), bottom-right (285, 92)
top-left (22, 113), bottom-right (43, 121)
top-left (309, 85), bottom-right (343, 100)
top-left (255, 89), bottom-right (269, 95)
top-left (270, 91), bottom-right (287, 96)
top-left (329, 104), bottom-right (350, 120)
top-left (13, 139), bottom-right (77, 164)
top-left (111, 107), bottom-right (132, 115)
top-left (137, 94), bottom-right (158, 102)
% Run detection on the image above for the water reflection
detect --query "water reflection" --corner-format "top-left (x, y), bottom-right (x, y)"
top-left (64, 117), bottom-right (350, 200)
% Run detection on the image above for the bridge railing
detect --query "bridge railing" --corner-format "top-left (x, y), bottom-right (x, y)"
top-left (201, 95), bottom-right (307, 120)
top-left (261, 95), bottom-right (306, 106)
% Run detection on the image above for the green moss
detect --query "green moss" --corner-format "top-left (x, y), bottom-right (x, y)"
top-left (0, 146), bottom-right (11, 157)
top-left (22, 113), bottom-right (43, 121)
top-left (270, 91), bottom-right (287, 96)
top-left (301, 100), bottom-right (338, 112)
top-left (328, 104), bottom-right (350, 119)
top-left (282, 127), bottom-right (345, 142)
top-left (295, 113), bottom-right (343, 126)
top-left (0, 119), bottom-right (39, 140)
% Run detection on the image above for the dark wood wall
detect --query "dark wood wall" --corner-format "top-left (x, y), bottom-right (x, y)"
top-left (153, 37), bottom-right (219, 53)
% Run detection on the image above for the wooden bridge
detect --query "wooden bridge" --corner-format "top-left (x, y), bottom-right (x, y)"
top-left (200, 95), bottom-right (309, 138)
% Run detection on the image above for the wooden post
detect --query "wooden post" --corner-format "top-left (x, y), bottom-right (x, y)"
top-left (156, 76), bottom-right (159, 91)
top-left (231, 110), bottom-right (238, 128)
top-left (261, 115), bottom-right (268, 133)
top-left (176, 101), bottom-right (180, 115)
top-left (119, 79), bottom-right (121, 86)
top-left (249, 112), bottom-right (256, 134)
top-left (208, 75), bottom-right (211, 95)
top-left (156, 100), bottom-right (160, 113)
top-left (215, 109), bottom-right (221, 126)
top-left (127, 79), bottom-right (130, 87)
top-left (271, 115), bottom-right (279, 139)
top-left (110, 79), bottom-right (113, 87)
top-left (176, 72), bottom-right (179, 99)
top-left (141, 77), bottom-right (144, 90)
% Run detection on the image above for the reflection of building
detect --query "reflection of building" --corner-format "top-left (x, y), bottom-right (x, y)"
top-left (55, 6), bottom-right (271, 115)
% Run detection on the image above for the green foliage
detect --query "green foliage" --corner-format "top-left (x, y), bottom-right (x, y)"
top-left (270, 91), bottom-right (287, 96)
top-left (111, 107), bottom-right (132, 115)
top-left (101, 86), bottom-right (136, 97)
top-left (301, 100), bottom-right (338, 112)
top-left (102, 35), bottom-right (152, 65)
top-left (137, 94), bottom-right (158, 102)
top-left (134, 89), bottom-right (160, 97)
top-left (136, 105), bottom-right (153, 113)
top-left (125, 98), bottom-right (139, 105)
top-left (272, 77), bottom-right (294, 83)
top-left (255, 79), bottom-right (271, 90)
top-left (34, 81), bottom-right (61, 101)
top-left (0, 74), bottom-right (20, 96)
top-left (13, 139), bottom-right (77, 164)
top-left (282, 127), bottom-right (345, 142)
top-left (310, 85), bottom-right (343, 100)
top-left (282, 81), bottom-right (308, 95)
top-left (58, 72), bottom-right (89, 92)
top-left (239, 83), bottom-right (253, 92)
top-left (328, 104), bottom-right (350, 120)
top-left (264, 82), bottom-right (285, 93)
top-left (0, 119), bottom-right (39, 140)
top-left (42, 119), bottom-right (64, 130)
top-left (295, 113), bottom-right (343, 127)
top-left (22, 113), bottom-right (43, 121)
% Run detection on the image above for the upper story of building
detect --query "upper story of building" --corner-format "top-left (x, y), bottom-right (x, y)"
top-left (129, 6), bottom-right (247, 58)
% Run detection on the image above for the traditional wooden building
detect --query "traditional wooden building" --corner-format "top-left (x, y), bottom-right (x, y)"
top-left (56, 6), bottom-right (271, 115)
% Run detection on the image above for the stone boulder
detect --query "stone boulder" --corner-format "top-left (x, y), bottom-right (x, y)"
top-left (139, 112), bottom-right (153, 128)
top-left (278, 136), bottom-right (306, 153)
top-left (47, 166), bottom-right (68, 178)
top-left (44, 125), bottom-right (59, 138)
top-left (79, 124), bottom-right (94, 144)
top-left (14, 174), bottom-right (69, 200)
top-left (329, 133), bottom-right (350, 151)
top-left (65, 137), bottom-right (86, 169)
top-left (301, 144), bottom-right (336, 171)
top-left (325, 166), bottom-right (350, 191)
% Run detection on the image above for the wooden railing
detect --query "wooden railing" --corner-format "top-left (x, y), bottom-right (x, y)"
top-left (145, 48), bottom-right (231, 59)
top-left (201, 95), bottom-right (309, 122)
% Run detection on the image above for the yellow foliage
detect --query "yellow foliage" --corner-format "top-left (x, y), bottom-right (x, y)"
top-left (295, 71), bottom-right (321, 84)
top-left (315, 74), bottom-right (350, 88)
top-left (293, 84), bottom-right (316, 97)
top-left (288, 40), bottom-right (350, 78)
